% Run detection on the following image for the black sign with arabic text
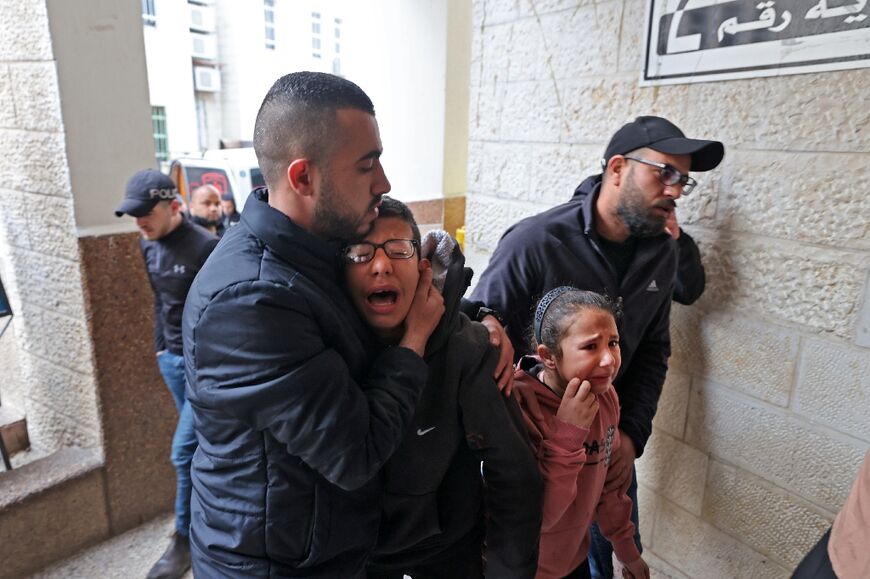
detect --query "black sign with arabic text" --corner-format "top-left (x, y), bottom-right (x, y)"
top-left (658, 0), bottom-right (869, 54)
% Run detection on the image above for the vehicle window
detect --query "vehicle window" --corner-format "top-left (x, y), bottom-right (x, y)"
top-left (185, 167), bottom-right (233, 197)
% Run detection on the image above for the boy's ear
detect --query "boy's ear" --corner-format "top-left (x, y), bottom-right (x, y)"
top-left (537, 343), bottom-right (557, 370)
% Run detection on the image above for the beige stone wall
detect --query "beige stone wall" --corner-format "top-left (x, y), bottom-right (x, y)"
top-left (0, 3), bottom-right (181, 575)
top-left (466, 1), bottom-right (870, 576)
top-left (0, 0), bottom-right (101, 455)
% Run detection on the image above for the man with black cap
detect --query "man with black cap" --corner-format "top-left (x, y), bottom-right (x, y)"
top-left (115, 169), bottom-right (219, 579)
top-left (470, 115), bottom-right (724, 579)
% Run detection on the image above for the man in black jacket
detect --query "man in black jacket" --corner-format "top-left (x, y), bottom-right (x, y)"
top-left (470, 116), bottom-right (724, 579)
top-left (182, 72), bottom-right (444, 578)
top-left (115, 169), bottom-right (219, 579)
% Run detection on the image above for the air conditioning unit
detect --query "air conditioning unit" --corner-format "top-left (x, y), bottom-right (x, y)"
top-left (193, 66), bottom-right (221, 92)
top-left (191, 32), bottom-right (218, 60)
top-left (189, 4), bottom-right (216, 33)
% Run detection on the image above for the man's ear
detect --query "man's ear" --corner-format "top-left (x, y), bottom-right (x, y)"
top-left (287, 159), bottom-right (314, 197)
top-left (537, 343), bottom-right (558, 370)
top-left (606, 155), bottom-right (626, 187)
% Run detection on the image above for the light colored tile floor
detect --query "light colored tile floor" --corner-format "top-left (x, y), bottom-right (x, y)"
top-left (31, 514), bottom-right (192, 579)
top-left (31, 514), bottom-right (682, 579)
top-left (646, 551), bottom-right (692, 579)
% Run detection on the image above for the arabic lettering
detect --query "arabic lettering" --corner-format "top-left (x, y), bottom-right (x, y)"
top-left (718, 1), bottom-right (793, 42)
top-left (806, 0), bottom-right (867, 23)
top-left (658, 0), bottom-right (870, 55)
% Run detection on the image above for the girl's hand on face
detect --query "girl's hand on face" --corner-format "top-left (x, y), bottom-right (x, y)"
top-left (555, 377), bottom-right (599, 429)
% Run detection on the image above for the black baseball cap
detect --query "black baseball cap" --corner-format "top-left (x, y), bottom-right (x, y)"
top-left (603, 116), bottom-right (725, 172)
top-left (115, 169), bottom-right (178, 217)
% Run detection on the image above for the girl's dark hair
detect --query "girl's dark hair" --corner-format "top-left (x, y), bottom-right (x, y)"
top-left (532, 287), bottom-right (621, 356)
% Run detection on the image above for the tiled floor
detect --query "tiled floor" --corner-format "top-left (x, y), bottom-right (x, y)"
top-left (30, 514), bottom-right (684, 578)
top-left (31, 515), bottom-right (192, 579)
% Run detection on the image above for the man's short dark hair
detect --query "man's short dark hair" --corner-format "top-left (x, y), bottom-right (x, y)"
top-left (376, 196), bottom-right (421, 243)
top-left (253, 71), bottom-right (375, 188)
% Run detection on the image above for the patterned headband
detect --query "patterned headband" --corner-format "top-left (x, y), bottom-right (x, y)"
top-left (534, 286), bottom-right (577, 345)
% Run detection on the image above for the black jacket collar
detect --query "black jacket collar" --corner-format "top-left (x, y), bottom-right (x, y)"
top-left (241, 188), bottom-right (343, 278)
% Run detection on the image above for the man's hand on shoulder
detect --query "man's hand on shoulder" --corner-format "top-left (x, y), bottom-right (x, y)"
top-left (479, 314), bottom-right (515, 395)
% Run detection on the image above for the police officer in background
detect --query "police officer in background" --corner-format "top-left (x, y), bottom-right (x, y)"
top-left (115, 169), bottom-right (219, 579)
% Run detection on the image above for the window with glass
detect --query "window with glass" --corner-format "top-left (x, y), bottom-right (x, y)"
top-left (151, 106), bottom-right (169, 164)
top-left (142, 0), bottom-right (156, 26)
top-left (332, 18), bottom-right (342, 72)
top-left (311, 11), bottom-right (321, 58)
top-left (264, 0), bottom-right (276, 49)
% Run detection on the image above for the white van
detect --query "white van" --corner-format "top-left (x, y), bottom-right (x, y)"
top-left (169, 148), bottom-right (262, 210)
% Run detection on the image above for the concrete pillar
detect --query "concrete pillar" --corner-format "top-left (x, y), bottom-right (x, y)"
top-left (0, 1), bottom-right (182, 575)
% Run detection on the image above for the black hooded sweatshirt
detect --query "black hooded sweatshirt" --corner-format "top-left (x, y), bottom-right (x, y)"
top-left (369, 235), bottom-right (542, 579)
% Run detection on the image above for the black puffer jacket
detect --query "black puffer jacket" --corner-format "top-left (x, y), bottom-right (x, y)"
top-left (182, 189), bottom-right (428, 578)
top-left (369, 233), bottom-right (542, 578)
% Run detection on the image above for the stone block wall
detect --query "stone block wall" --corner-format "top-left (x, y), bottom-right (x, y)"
top-left (0, 0), bottom-right (102, 456)
top-left (0, 2), bottom-right (179, 575)
top-left (466, 0), bottom-right (870, 576)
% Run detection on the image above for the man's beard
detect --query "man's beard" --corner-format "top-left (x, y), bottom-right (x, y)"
top-left (191, 214), bottom-right (222, 229)
top-left (615, 172), bottom-right (673, 238)
top-left (313, 177), bottom-right (377, 240)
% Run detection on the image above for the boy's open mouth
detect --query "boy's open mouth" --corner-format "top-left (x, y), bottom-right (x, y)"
top-left (368, 290), bottom-right (398, 306)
